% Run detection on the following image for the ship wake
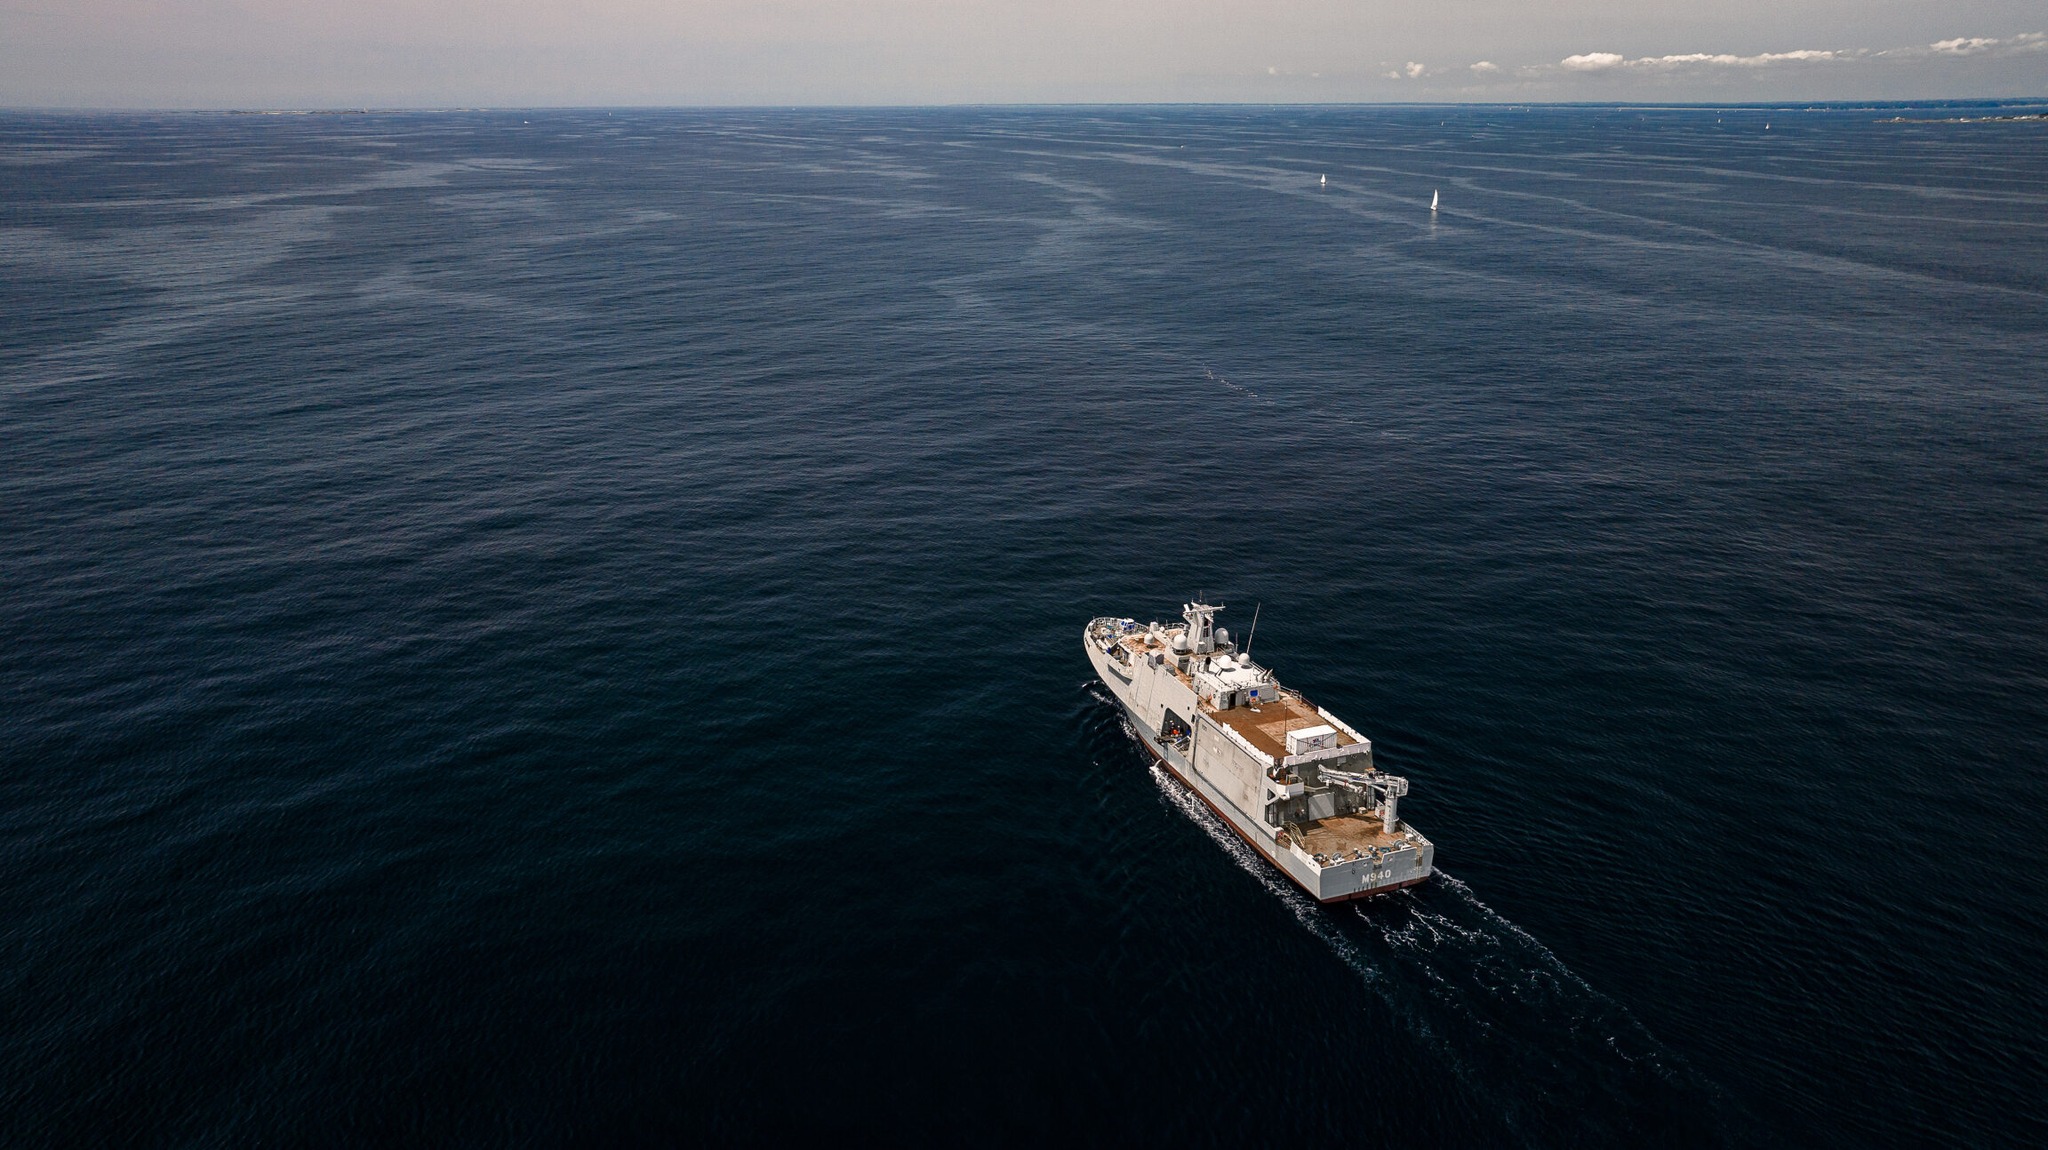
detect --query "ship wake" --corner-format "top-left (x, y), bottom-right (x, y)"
top-left (1124, 710), bottom-right (1735, 1145)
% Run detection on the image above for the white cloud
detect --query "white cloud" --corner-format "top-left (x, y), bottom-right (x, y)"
top-left (1562, 52), bottom-right (1626, 71)
top-left (1881, 32), bottom-right (2048, 58)
top-left (1644, 49), bottom-right (1838, 66)
top-left (1563, 48), bottom-right (1844, 71)
top-left (1528, 32), bottom-right (2048, 91)
top-left (1662, 48), bottom-right (1826, 64)
top-left (1453, 31), bottom-right (2043, 90)
top-left (1351, 29), bottom-right (2048, 94)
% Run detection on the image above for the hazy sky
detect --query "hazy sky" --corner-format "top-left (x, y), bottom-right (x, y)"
top-left (2, 0), bottom-right (2043, 107)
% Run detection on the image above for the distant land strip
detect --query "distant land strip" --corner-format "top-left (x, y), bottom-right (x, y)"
top-left (1878, 112), bottom-right (2048, 123)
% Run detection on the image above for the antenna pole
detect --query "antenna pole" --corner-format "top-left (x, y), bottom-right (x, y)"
top-left (1244, 601), bottom-right (1261, 659)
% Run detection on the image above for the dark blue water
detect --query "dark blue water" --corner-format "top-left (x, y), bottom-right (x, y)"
top-left (4, 104), bottom-right (2046, 1147)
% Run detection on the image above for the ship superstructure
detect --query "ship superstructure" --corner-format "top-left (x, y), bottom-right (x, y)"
top-left (1086, 602), bottom-right (1432, 902)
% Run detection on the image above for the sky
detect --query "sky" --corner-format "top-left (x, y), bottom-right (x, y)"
top-left (1, 0), bottom-right (2044, 107)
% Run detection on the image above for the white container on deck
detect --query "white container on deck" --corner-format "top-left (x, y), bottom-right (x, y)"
top-left (1285, 724), bottom-right (1339, 755)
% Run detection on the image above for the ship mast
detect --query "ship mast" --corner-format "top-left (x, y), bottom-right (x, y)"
top-left (1182, 600), bottom-right (1223, 655)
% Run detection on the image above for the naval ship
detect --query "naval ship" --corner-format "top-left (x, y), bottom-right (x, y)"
top-left (1086, 602), bottom-right (1432, 902)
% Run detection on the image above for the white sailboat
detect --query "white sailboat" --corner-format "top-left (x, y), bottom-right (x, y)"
top-left (1430, 189), bottom-right (1439, 212)
top-left (1319, 174), bottom-right (1326, 187)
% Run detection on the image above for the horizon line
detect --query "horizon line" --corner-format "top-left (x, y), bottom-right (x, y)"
top-left (5, 96), bottom-right (2047, 115)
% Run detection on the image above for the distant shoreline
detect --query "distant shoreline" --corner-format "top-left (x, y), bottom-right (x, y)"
top-left (1879, 112), bottom-right (2048, 123)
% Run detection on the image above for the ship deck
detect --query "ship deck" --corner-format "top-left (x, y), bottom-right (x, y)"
top-left (1203, 694), bottom-right (1363, 760)
top-left (1292, 812), bottom-right (1405, 858)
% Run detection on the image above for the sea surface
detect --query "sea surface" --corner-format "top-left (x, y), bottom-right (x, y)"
top-left (4, 104), bottom-right (2046, 1147)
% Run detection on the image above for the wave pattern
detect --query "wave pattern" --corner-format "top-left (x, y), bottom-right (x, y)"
top-left (3, 105), bottom-right (2045, 1147)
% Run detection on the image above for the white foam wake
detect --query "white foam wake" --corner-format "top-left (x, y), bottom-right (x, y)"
top-left (1118, 706), bottom-right (1715, 1138)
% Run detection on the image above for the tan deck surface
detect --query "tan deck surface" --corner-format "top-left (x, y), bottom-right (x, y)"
top-left (1204, 694), bottom-right (1360, 759)
top-left (1293, 813), bottom-right (1404, 857)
